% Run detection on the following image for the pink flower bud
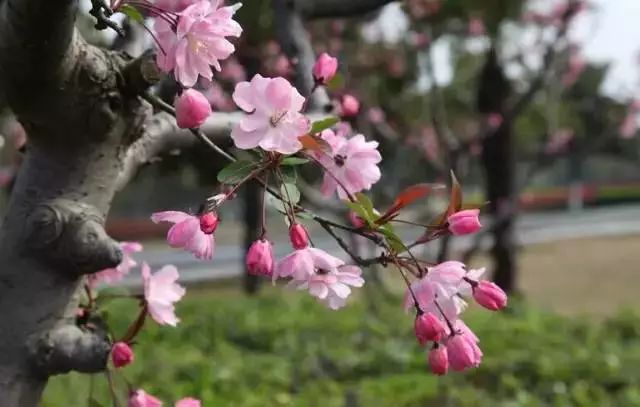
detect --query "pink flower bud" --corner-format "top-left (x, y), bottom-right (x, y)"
top-left (246, 239), bottom-right (274, 276)
top-left (289, 223), bottom-right (309, 249)
top-left (446, 332), bottom-right (483, 371)
top-left (348, 211), bottom-right (365, 228)
top-left (473, 280), bottom-right (507, 311)
top-left (415, 312), bottom-right (446, 345)
top-left (176, 398), bottom-right (201, 407)
top-left (340, 94), bottom-right (360, 117)
top-left (175, 89), bottom-right (212, 129)
top-left (313, 53), bottom-right (339, 84)
top-left (111, 341), bottom-right (134, 368)
top-left (447, 209), bottom-right (481, 236)
top-left (128, 389), bottom-right (162, 407)
top-left (428, 344), bottom-right (449, 375)
top-left (199, 212), bottom-right (219, 235)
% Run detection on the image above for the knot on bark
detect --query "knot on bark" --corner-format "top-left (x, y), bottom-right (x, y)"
top-left (25, 200), bottom-right (122, 275)
top-left (30, 325), bottom-right (111, 376)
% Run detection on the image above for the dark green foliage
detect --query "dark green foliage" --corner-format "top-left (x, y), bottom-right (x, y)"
top-left (44, 291), bottom-right (640, 406)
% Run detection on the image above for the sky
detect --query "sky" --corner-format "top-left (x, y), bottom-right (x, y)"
top-left (366, 0), bottom-right (640, 100)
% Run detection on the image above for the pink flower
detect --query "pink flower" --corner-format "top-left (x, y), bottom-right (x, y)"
top-left (151, 211), bottom-right (215, 260)
top-left (128, 389), bottom-right (163, 407)
top-left (155, 1), bottom-right (243, 87)
top-left (314, 130), bottom-right (382, 200)
top-left (473, 281), bottom-right (507, 311)
top-left (246, 239), bottom-right (274, 276)
top-left (289, 223), bottom-right (309, 249)
top-left (367, 107), bottom-right (385, 124)
top-left (446, 330), bottom-right (483, 371)
top-left (111, 342), bottom-right (134, 368)
top-left (428, 345), bottom-right (449, 375)
top-left (89, 242), bottom-right (143, 287)
top-left (175, 89), bottom-right (212, 129)
top-left (313, 53), bottom-right (338, 84)
top-left (340, 94), bottom-right (360, 117)
top-left (142, 263), bottom-right (186, 326)
top-left (275, 248), bottom-right (364, 310)
top-left (175, 398), bottom-right (201, 407)
top-left (155, 0), bottom-right (198, 13)
top-left (447, 209), bottom-right (482, 235)
top-left (231, 74), bottom-right (311, 154)
top-left (415, 312), bottom-right (446, 345)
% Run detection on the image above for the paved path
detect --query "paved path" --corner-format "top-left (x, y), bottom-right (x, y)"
top-left (121, 205), bottom-right (640, 286)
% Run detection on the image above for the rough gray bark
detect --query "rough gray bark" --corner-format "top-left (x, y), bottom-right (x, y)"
top-left (0, 0), bottom-right (162, 403)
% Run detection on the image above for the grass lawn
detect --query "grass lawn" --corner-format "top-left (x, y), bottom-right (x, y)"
top-left (41, 235), bottom-right (640, 406)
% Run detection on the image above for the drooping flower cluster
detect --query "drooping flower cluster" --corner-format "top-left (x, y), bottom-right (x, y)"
top-left (151, 211), bottom-right (216, 260)
top-left (404, 262), bottom-right (507, 375)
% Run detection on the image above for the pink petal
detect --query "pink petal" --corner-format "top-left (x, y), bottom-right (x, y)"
top-left (151, 211), bottom-right (192, 224)
top-left (167, 218), bottom-right (200, 248)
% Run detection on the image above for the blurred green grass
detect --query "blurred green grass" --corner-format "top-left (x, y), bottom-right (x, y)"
top-left (42, 285), bottom-right (640, 407)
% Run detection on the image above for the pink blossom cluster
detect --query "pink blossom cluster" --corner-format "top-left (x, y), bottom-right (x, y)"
top-left (405, 261), bottom-right (507, 374)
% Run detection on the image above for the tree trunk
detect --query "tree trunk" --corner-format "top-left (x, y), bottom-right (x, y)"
top-left (243, 181), bottom-right (263, 294)
top-left (0, 1), bottom-right (159, 403)
top-left (477, 48), bottom-right (518, 293)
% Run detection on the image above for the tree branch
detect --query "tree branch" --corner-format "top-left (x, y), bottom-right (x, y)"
top-left (274, 0), bottom-right (331, 109)
top-left (31, 325), bottom-right (111, 376)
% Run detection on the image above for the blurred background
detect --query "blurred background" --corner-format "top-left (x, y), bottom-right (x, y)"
top-left (2, 0), bottom-right (640, 405)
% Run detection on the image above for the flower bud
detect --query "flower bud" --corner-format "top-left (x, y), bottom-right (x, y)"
top-left (348, 211), bottom-right (365, 228)
top-left (414, 312), bottom-right (446, 345)
top-left (340, 94), bottom-right (360, 117)
top-left (313, 53), bottom-right (338, 84)
top-left (176, 398), bottom-right (201, 407)
top-left (175, 89), bottom-right (212, 129)
top-left (473, 280), bottom-right (507, 311)
top-left (447, 209), bottom-right (481, 236)
top-left (428, 344), bottom-right (449, 375)
top-left (446, 332), bottom-right (483, 371)
top-left (246, 239), bottom-right (274, 276)
top-left (128, 389), bottom-right (162, 407)
top-left (289, 223), bottom-right (309, 249)
top-left (111, 341), bottom-right (134, 368)
top-left (199, 212), bottom-right (219, 235)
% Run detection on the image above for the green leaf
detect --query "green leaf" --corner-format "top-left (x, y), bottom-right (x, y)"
top-left (89, 398), bottom-right (104, 407)
top-left (266, 194), bottom-right (288, 215)
top-left (280, 166), bottom-right (297, 184)
top-left (378, 223), bottom-right (405, 253)
top-left (355, 193), bottom-right (377, 221)
top-left (281, 157), bottom-right (310, 166)
top-left (280, 183), bottom-right (301, 206)
top-left (310, 117), bottom-right (340, 134)
top-left (217, 160), bottom-right (257, 184)
top-left (345, 201), bottom-right (374, 226)
top-left (119, 4), bottom-right (145, 24)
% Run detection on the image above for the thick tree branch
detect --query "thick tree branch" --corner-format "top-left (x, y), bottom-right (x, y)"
top-left (31, 325), bottom-right (111, 376)
top-left (274, 0), bottom-right (331, 109)
top-left (295, 0), bottom-right (397, 19)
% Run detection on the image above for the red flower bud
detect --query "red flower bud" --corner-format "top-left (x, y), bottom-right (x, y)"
top-left (414, 312), bottom-right (446, 345)
top-left (428, 344), bottom-right (449, 376)
top-left (199, 212), bottom-right (219, 235)
top-left (313, 53), bottom-right (339, 85)
top-left (289, 223), bottom-right (309, 249)
top-left (473, 280), bottom-right (507, 311)
top-left (111, 341), bottom-right (134, 368)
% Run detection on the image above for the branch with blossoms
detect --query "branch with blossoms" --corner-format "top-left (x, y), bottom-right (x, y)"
top-left (73, 0), bottom-right (509, 403)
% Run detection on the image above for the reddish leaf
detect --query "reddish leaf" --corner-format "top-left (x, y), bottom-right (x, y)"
top-left (445, 171), bottom-right (463, 217)
top-left (377, 183), bottom-right (442, 224)
top-left (299, 134), bottom-right (331, 153)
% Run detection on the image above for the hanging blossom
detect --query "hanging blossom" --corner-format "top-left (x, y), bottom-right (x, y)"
top-left (142, 263), bottom-right (186, 326)
top-left (403, 261), bottom-right (506, 373)
top-left (312, 129), bottom-right (382, 200)
top-left (88, 242), bottom-right (143, 287)
top-left (230, 74), bottom-right (311, 154)
top-left (151, 211), bottom-right (216, 260)
top-left (154, 0), bottom-right (243, 87)
top-left (273, 248), bottom-right (364, 310)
